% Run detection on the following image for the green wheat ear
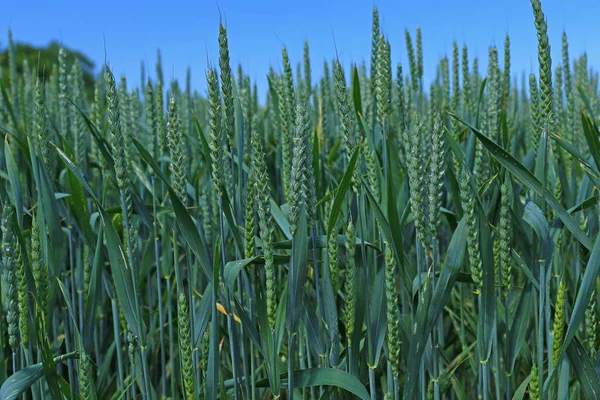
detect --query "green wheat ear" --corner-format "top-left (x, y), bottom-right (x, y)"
top-left (177, 292), bottom-right (194, 399)
top-left (460, 169), bottom-right (482, 294)
top-left (144, 80), bottom-right (157, 158)
top-left (156, 80), bottom-right (166, 158)
top-left (78, 350), bottom-right (95, 399)
top-left (440, 55), bottom-right (449, 110)
top-left (105, 66), bottom-right (127, 191)
top-left (462, 44), bottom-right (472, 115)
top-left (384, 242), bottom-right (401, 376)
top-left (499, 177), bottom-right (512, 298)
top-left (503, 34), bottom-right (511, 106)
top-left (244, 168), bottom-right (256, 259)
top-left (327, 201), bottom-right (339, 291)
top-left (451, 41), bottom-right (460, 121)
top-left (16, 232), bottom-right (28, 348)
top-left (58, 47), bottom-right (70, 139)
top-left (252, 129), bottom-right (277, 329)
top-left (344, 217), bottom-right (356, 347)
top-left (396, 63), bottom-right (406, 138)
top-left (551, 279), bottom-right (566, 367)
top-left (428, 112), bottom-right (445, 239)
top-left (303, 40), bottom-right (312, 102)
top-left (529, 73), bottom-right (541, 152)
top-left (376, 35), bottom-right (391, 132)
top-left (369, 7), bottom-right (380, 98)
top-left (416, 26), bottom-right (423, 82)
top-left (288, 103), bottom-right (309, 235)
top-left (278, 73), bottom-right (292, 198)
top-left (486, 46), bottom-right (500, 140)
top-left (529, 363), bottom-right (540, 400)
top-left (531, 0), bottom-right (554, 134)
top-left (218, 21), bottom-right (235, 199)
top-left (407, 121), bottom-right (429, 247)
top-left (2, 204), bottom-right (19, 354)
top-left (405, 30), bottom-right (418, 93)
top-left (167, 94), bottom-right (187, 204)
top-left (333, 59), bottom-right (358, 192)
top-left (562, 31), bottom-right (576, 149)
top-left (369, 7), bottom-right (380, 128)
top-left (207, 67), bottom-right (224, 199)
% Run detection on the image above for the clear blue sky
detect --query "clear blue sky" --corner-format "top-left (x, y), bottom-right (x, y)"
top-left (2, 0), bottom-right (598, 101)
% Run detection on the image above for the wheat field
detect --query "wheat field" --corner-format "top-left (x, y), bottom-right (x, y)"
top-left (1, 0), bottom-right (600, 399)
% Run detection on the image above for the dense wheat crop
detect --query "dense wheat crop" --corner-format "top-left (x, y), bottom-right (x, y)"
top-left (1, 0), bottom-right (600, 398)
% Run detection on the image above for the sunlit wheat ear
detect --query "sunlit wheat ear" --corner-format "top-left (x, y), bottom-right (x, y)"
top-left (167, 95), bottom-right (187, 204)
top-left (486, 46), bottom-right (500, 140)
top-left (384, 242), bottom-right (400, 377)
top-left (562, 31), bottom-right (576, 149)
top-left (407, 121), bottom-right (429, 247)
top-left (369, 7), bottom-right (380, 99)
top-left (327, 201), bottom-right (339, 291)
top-left (428, 112), bottom-right (445, 240)
top-left (200, 324), bottom-right (210, 393)
top-left (1, 204), bottom-right (19, 354)
top-left (365, 144), bottom-right (379, 203)
top-left (218, 21), bottom-right (235, 197)
top-left (71, 60), bottom-right (86, 166)
top-left (156, 80), bottom-right (166, 158)
top-left (451, 42), bottom-right (460, 125)
top-left (531, 0), bottom-right (554, 134)
top-left (91, 77), bottom-right (104, 171)
top-left (278, 73), bottom-right (292, 198)
top-left (282, 45), bottom-right (296, 123)
top-left (529, 74), bottom-right (541, 152)
top-left (177, 292), bottom-right (194, 399)
top-left (16, 232), bottom-right (28, 348)
top-left (58, 47), bottom-right (70, 139)
top-left (34, 80), bottom-right (52, 173)
top-left (253, 130), bottom-right (277, 328)
top-left (344, 217), bottom-right (356, 348)
top-left (529, 363), bottom-right (540, 400)
top-left (405, 30), bottom-right (418, 93)
top-left (244, 169), bottom-right (256, 259)
top-left (416, 26), bottom-right (423, 81)
top-left (499, 177), bottom-right (512, 298)
top-left (367, 7), bottom-right (380, 129)
top-left (201, 192), bottom-right (213, 248)
top-left (459, 169), bottom-right (482, 294)
top-left (462, 44), bottom-right (471, 115)
top-left (207, 67), bottom-right (224, 199)
top-left (396, 63), bottom-right (406, 138)
top-left (333, 60), bottom-right (358, 192)
top-left (472, 57), bottom-right (480, 97)
top-left (105, 67), bottom-right (127, 190)
top-left (440, 55), bottom-right (450, 110)
top-left (503, 34), bottom-right (511, 104)
top-left (144, 80), bottom-right (157, 158)
top-left (303, 41), bottom-right (312, 102)
top-left (586, 290), bottom-right (598, 358)
top-left (551, 279), bottom-right (566, 367)
top-left (288, 104), bottom-right (309, 236)
top-left (297, 102), bottom-right (317, 225)
top-left (375, 35), bottom-right (391, 131)
top-left (78, 350), bottom-right (94, 399)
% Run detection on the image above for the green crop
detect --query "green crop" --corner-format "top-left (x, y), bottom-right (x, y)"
top-left (1, 1), bottom-right (600, 398)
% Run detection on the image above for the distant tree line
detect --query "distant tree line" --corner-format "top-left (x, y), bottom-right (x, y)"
top-left (0, 37), bottom-right (96, 96)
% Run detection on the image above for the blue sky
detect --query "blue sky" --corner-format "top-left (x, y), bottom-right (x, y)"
top-left (2, 0), bottom-right (598, 100)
